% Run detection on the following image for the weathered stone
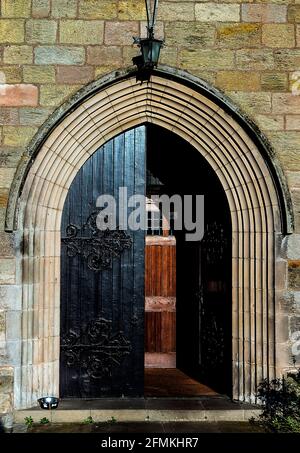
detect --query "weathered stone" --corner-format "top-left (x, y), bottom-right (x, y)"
top-left (87, 46), bottom-right (122, 66)
top-left (286, 115), bottom-right (300, 131)
top-left (0, 20), bottom-right (25, 43)
top-left (0, 259), bottom-right (16, 284)
top-left (56, 66), bottom-right (94, 84)
top-left (95, 65), bottom-right (121, 78)
top-left (0, 108), bottom-right (19, 126)
top-left (272, 93), bottom-right (300, 114)
top-left (23, 65), bottom-right (55, 83)
top-left (262, 24), bottom-right (295, 48)
top-left (105, 21), bottom-right (139, 45)
top-left (216, 23), bottom-right (261, 49)
top-left (291, 189), bottom-right (300, 233)
top-left (236, 49), bottom-right (274, 70)
top-left (52, 0), bottom-right (77, 18)
top-left (261, 72), bottom-right (288, 91)
top-left (227, 92), bottom-right (272, 114)
top-left (0, 148), bottom-right (23, 168)
top-left (3, 126), bottom-right (37, 147)
top-left (269, 132), bottom-right (300, 171)
top-left (1, 0), bottom-right (31, 17)
top-left (40, 85), bottom-right (80, 106)
top-left (0, 312), bottom-right (5, 341)
top-left (3, 46), bottom-right (33, 64)
top-left (118, 0), bottom-right (146, 20)
top-left (157, 2), bottom-right (194, 21)
top-left (0, 66), bottom-right (22, 83)
top-left (274, 49), bottom-right (300, 70)
top-left (32, 0), bottom-right (50, 18)
top-left (19, 107), bottom-right (52, 126)
top-left (216, 71), bottom-right (260, 91)
top-left (161, 47), bottom-right (178, 67)
top-left (0, 233), bottom-right (15, 257)
top-left (0, 84), bottom-right (38, 107)
top-left (241, 4), bottom-right (287, 22)
top-left (0, 189), bottom-right (9, 208)
top-left (0, 368), bottom-right (13, 394)
top-left (288, 260), bottom-right (300, 290)
top-left (179, 49), bottom-right (235, 70)
top-left (0, 393), bottom-right (12, 413)
top-left (35, 46), bottom-right (85, 65)
top-left (60, 20), bottom-right (104, 45)
top-left (165, 22), bottom-right (215, 47)
top-left (26, 19), bottom-right (57, 44)
top-left (255, 114), bottom-right (284, 131)
top-left (195, 3), bottom-right (240, 22)
top-left (140, 21), bottom-right (164, 40)
top-left (288, 5), bottom-right (300, 22)
top-left (78, 0), bottom-right (118, 19)
top-left (0, 286), bottom-right (21, 310)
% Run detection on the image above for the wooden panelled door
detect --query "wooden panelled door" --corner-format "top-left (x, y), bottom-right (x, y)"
top-left (60, 126), bottom-right (145, 398)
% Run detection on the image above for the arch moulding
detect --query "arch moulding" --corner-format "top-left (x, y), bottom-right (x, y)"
top-left (6, 66), bottom-right (293, 408)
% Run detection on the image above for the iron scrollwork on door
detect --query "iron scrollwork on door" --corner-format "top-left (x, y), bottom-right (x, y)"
top-left (61, 317), bottom-right (132, 379)
top-left (62, 211), bottom-right (132, 271)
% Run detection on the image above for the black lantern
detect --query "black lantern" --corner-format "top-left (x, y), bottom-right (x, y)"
top-left (132, 1), bottom-right (164, 82)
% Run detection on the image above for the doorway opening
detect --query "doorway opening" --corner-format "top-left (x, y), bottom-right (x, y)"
top-left (144, 125), bottom-right (232, 398)
top-left (59, 124), bottom-right (232, 400)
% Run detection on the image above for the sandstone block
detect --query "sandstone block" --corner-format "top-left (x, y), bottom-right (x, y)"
top-left (3, 46), bottom-right (33, 64)
top-left (0, 66), bottom-right (22, 84)
top-left (272, 93), bottom-right (300, 114)
top-left (52, 0), bottom-right (77, 18)
top-left (242, 4), bottom-right (287, 23)
top-left (78, 0), bottom-right (117, 19)
top-left (288, 5), bottom-right (300, 23)
top-left (60, 20), bottom-right (104, 45)
top-left (165, 22), bottom-right (215, 47)
top-left (285, 115), bottom-right (300, 130)
top-left (32, 0), bottom-right (50, 18)
top-left (3, 126), bottom-right (37, 147)
top-left (262, 24), bottom-right (295, 48)
top-left (87, 46), bottom-right (122, 66)
top-left (56, 66), bottom-right (94, 84)
top-left (40, 85), bottom-right (80, 106)
top-left (23, 65), bottom-right (55, 83)
top-left (0, 19), bottom-right (25, 43)
top-left (19, 107), bottom-right (52, 126)
top-left (261, 72), bottom-right (288, 91)
top-left (26, 19), bottom-right (57, 44)
top-left (0, 259), bottom-right (16, 284)
top-left (236, 49), bottom-right (274, 70)
top-left (35, 46), bottom-right (85, 65)
top-left (216, 23), bottom-right (261, 49)
top-left (216, 71), bottom-right (260, 91)
top-left (1, 0), bottom-right (31, 17)
top-left (105, 21), bottom-right (139, 45)
top-left (195, 3), bottom-right (240, 22)
top-left (179, 49), bottom-right (235, 70)
top-left (158, 2), bottom-right (194, 21)
top-left (0, 84), bottom-right (38, 107)
top-left (118, 0), bottom-right (147, 20)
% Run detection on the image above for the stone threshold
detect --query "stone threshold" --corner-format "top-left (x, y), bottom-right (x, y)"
top-left (14, 398), bottom-right (261, 423)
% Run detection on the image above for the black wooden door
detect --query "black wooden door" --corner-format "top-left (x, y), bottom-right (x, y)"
top-left (60, 126), bottom-right (146, 398)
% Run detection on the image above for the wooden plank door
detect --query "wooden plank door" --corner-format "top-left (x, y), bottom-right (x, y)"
top-left (60, 126), bottom-right (146, 398)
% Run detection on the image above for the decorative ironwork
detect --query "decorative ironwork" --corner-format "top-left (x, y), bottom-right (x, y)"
top-left (62, 211), bottom-right (132, 271)
top-left (61, 317), bottom-right (132, 379)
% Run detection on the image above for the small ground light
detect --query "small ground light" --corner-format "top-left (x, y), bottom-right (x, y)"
top-left (37, 396), bottom-right (59, 410)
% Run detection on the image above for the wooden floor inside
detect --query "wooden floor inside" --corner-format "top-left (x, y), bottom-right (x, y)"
top-left (144, 368), bottom-right (218, 397)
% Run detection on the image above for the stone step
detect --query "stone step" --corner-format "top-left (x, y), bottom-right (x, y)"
top-left (14, 407), bottom-right (261, 424)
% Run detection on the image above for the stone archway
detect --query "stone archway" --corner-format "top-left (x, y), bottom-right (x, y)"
top-left (6, 67), bottom-right (292, 409)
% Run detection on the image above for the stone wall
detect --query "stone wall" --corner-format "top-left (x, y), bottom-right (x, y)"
top-left (0, 0), bottom-right (300, 419)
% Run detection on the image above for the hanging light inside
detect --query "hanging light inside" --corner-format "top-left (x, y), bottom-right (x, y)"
top-left (132, 0), bottom-right (164, 82)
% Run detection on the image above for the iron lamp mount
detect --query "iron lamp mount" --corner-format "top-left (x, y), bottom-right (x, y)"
top-left (132, 0), bottom-right (164, 82)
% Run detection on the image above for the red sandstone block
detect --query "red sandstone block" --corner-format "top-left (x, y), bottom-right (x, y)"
top-left (0, 84), bottom-right (38, 106)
